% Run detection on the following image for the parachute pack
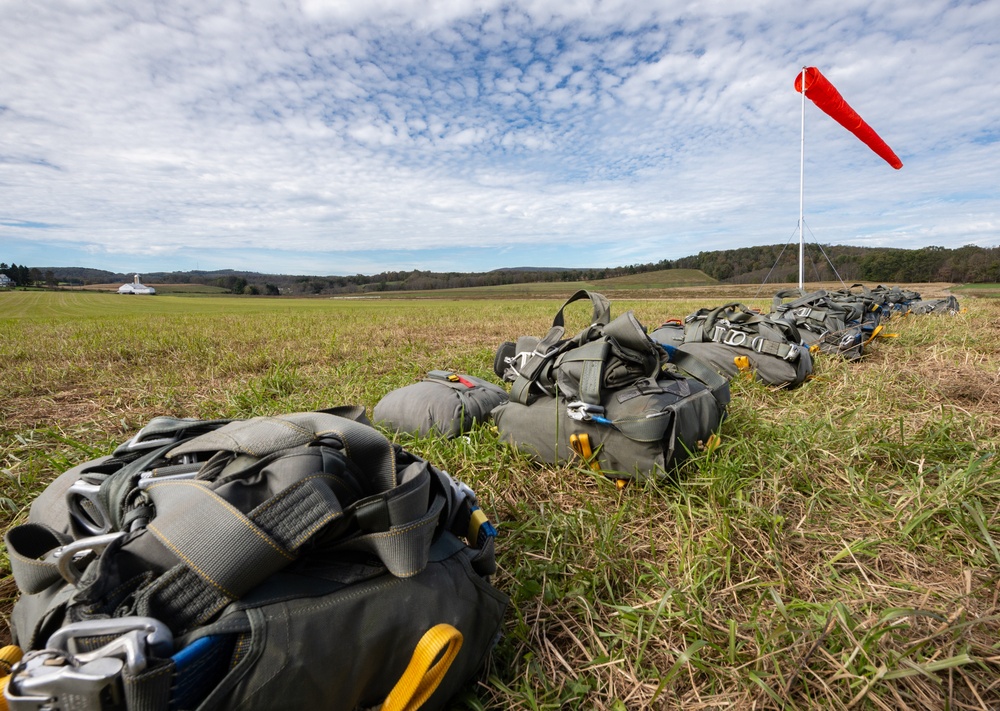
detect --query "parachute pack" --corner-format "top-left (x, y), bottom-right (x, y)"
top-left (770, 288), bottom-right (869, 360)
top-left (650, 302), bottom-right (813, 388)
top-left (490, 291), bottom-right (730, 482)
top-left (373, 370), bottom-right (509, 438)
top-left (3, 408), bottom-right (507, 711)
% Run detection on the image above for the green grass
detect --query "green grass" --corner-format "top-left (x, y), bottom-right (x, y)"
top-left (2, 289), bottom-right (998, 709)
top-left (356, 268), bottom-right (718, 298)
top-left (952, 283), bottom-right (1000, 298)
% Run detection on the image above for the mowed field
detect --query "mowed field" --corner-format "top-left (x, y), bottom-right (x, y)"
top-left (1, 288), bottom-right (998, 710)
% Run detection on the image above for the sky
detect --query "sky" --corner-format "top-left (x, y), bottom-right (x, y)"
top-left (1, 0), bottom-right (998, 277)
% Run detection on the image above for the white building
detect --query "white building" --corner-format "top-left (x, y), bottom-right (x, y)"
top-left (118, 274), bottom-right (156, 295)
top-left (0, 273), bottom-right (12, 288)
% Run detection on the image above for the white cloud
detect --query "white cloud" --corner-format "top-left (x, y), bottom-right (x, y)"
top-left (0, 0), bottom-right (997, 275)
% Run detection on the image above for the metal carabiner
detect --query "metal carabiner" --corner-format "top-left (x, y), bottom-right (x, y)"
top-left (48, 617), bottom-right (173, 673)
top-left (46, 531), bottom-right (127, 586)
top-left (5, 649), bottom-right (124, 711)
top-left (6, 618), bottom-right (174, 711)
top-left (66, 479), bottom-right (112, 536)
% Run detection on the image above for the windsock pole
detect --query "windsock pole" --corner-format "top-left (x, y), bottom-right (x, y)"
top-left (799, 66), bottom-right (806, 291)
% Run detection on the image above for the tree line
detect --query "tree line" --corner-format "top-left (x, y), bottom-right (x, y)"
top-left (4, 244), bottom-right (999, 295)
top-left (1, 263), bottom-right (58, 288)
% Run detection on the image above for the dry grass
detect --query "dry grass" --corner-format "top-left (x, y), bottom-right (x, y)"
top-left (1, 288), bottom-right (998, 710)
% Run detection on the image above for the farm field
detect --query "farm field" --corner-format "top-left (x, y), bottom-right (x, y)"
top-left (1, 288), bottom-right (998, 709)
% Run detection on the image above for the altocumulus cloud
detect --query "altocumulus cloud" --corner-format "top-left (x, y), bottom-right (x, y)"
top-left (1, 0), bottom-right (998, 274)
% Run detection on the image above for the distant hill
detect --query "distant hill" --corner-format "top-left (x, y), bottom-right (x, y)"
top-left (14, 243), bottom-right (999, 295)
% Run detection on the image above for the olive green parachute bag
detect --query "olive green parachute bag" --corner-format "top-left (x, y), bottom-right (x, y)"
top-left (650, 302), bottom-right (813, 388)
top-left (491, 291), bottom-right (730, 482)
top-left (770, 288), bottom-right (868, 361)
top-left (4, 408), bottom-right (507, 711)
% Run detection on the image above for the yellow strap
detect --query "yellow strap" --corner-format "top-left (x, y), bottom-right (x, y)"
top-left (1, 645), bottom-right (24, 711)
top-left (733, 355), bottom-right (750, 371)
top-left (382, 624), bottom-right (463, 711)
top-left (467, 508), bottom-right (488, 546)
top-left (863, 323), bottom-right (884, 345)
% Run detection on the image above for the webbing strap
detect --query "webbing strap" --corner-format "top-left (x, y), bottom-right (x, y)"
top-left (707, 327), bottom-right (800, 361)
top-left (169, 412), bottom-right (397, 490)
top-left (510, 329), bottom-right (565, 405)
top-left (556, 339), bottom-right (608, 405)
top-left (332, 492), bottom-right (445, 579)
top-left (772, 289), bottom-right (828, 313)
top-left (510, 291), bottom-right (612, 405)
top-left (667, 349), bottom-right (731, 406)
top-left (550, 290), bottom-right (611, 329)
top-left (143, 481), bottom-right (306, 599)
top-left (382, 624), bottom-right (464, 711)
top-left (5, 524), bottom-right (72, 594)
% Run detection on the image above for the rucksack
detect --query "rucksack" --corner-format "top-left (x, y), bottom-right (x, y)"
top-left (491, 291), bottom-right (729, 482)
top-left (868, 284), bottom-right (922, 313)
top-left (4, 408), bottom-right (507, 711)
top-left (373, 370), bottom-right (509, 438)
top-left (770, 288), bottom-right (867, 360)
top-left (908, 295), bottom-right (961, 315)
top-left (650, 302), bottom-right (812, 388)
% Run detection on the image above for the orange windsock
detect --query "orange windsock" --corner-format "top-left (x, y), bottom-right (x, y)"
top-left (794, 67), bottom-right (902, 169)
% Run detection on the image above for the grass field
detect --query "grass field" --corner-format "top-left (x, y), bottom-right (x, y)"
top-left (1, 288), bottom-right (998, 710)
top-left (73, 282), bottom-right (231, 294)
top-left (952, 283), bottom-right (1000, 299)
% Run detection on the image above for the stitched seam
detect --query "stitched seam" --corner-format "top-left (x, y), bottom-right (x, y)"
top-left (147, 523), bottom-right (238, 599)
top-left (147, 482), bottom-right (294, 561)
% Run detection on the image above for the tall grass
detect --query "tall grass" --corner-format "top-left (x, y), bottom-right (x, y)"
top-left (1, 290), bottom-right (998, 709)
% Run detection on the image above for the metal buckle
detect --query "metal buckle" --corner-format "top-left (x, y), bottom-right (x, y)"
top-left (136, 461), bottom-right (202, 490)
top-left (783, 344), bottom-right (801, 362)
top-left (5, 618), bottom-right (173, 711)
top-left (722, 329), bottom-right (748, 347)
top-left (119, 422), bottom-right (188, 453)
top-left (566, 401), bottom-right (613, 426)
top-left (67, 480), bottom-right (112, 536)
top-left (5, 649), bottom-right (124, 711)
top-left (566, 401), bottom-right (602, 422)
top-left (442, 472), bottom-right (477, 510)
top-left (45, 532), bottom-right (127, 586)
top-left (48, 618), bottom-right (173, 666)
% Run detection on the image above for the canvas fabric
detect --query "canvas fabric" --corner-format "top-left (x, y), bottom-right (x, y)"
top-left (650, 302), bottom-right (812, 388)
top-left (373, 371), bottom-right (509, 438)
top-left (492, 291), bottom-right (729, 480)
top-left (908, 295), bottom-right (961, 315)
top-left (770, 288), bottom-right (867, 360)
top-left (5, 408), bottom-right (507, 711)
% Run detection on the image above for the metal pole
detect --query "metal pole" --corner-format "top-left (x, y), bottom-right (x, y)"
top-left (799, 67), bottom-right (806, 291)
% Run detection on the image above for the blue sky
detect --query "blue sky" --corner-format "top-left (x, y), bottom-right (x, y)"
top-left (1, 0), bottom-right (998, 276)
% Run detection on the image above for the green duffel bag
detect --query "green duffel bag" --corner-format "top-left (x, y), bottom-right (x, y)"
top-left (492, 363), bottom-right (729, 482)
top-left (908, 296), bottom-right (961, 315)
top-left (373, 370), bottom-right (509, 438)
top-left (492, 291), bottom-right (729, 481)
top-left (4, 408), bottom-right (507, 711)
top-left (770, 288), bottom-right (867, 361)
top-left (651, 302), bottom-right (812, 388)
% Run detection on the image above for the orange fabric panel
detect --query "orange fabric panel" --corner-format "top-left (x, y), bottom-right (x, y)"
top-left (795, 67), bottom-right (903, 170)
